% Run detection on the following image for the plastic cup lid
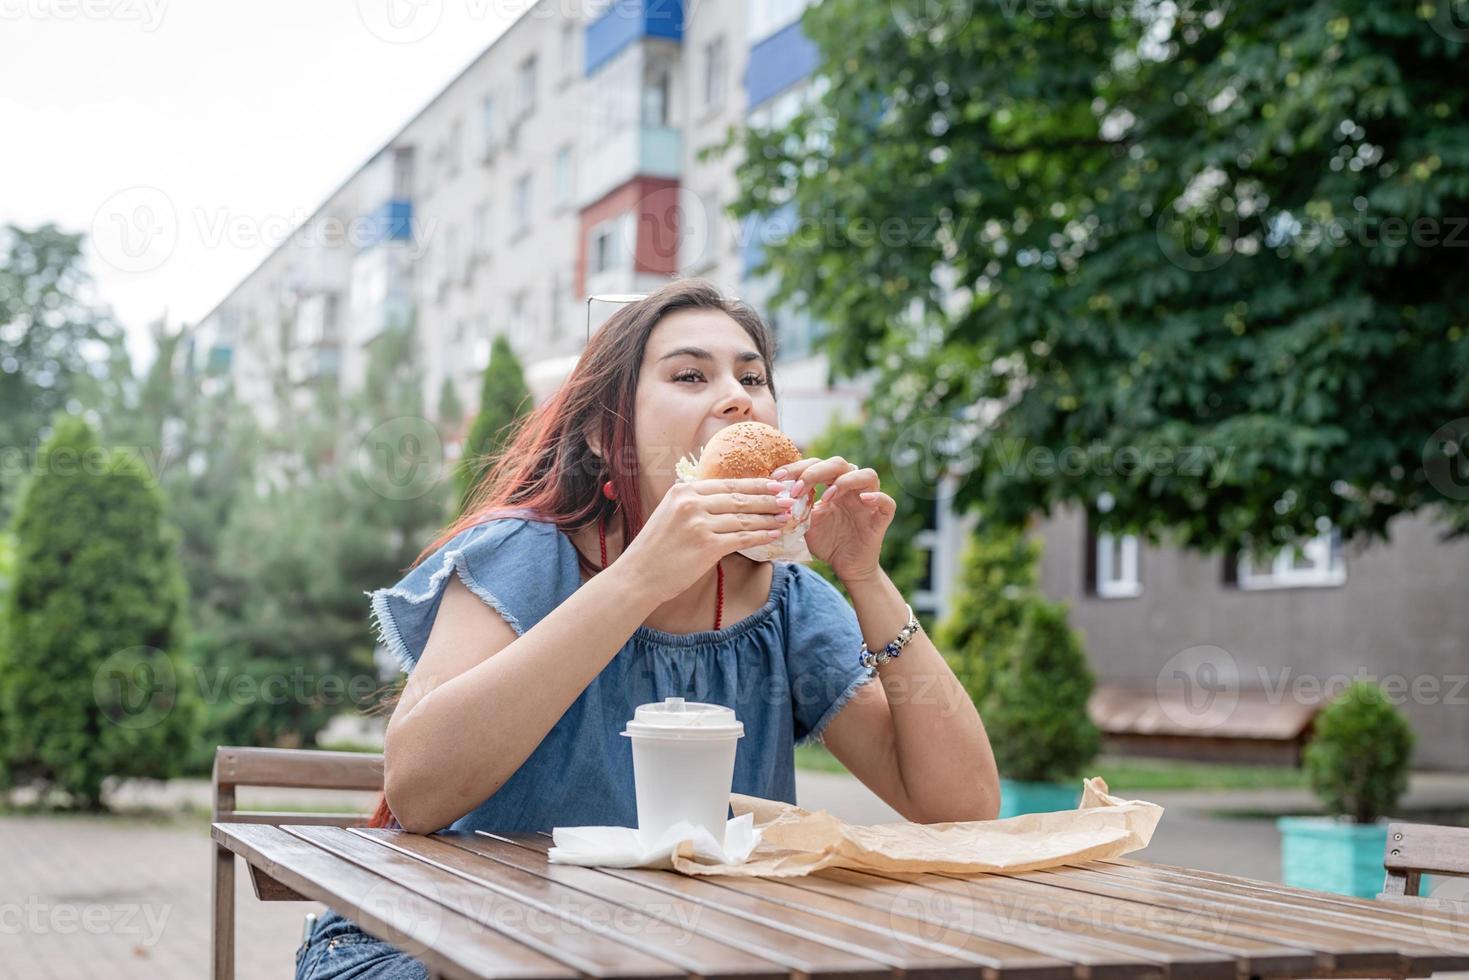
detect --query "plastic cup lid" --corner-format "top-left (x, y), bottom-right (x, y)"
top-left (620, 697), bottom-right (745, 740)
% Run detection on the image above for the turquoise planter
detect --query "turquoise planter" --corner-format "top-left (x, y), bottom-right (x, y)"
top-left (998, 778), bottom-right (1080, 818)
top-left (1278, 816), bottom-right (1389, 898)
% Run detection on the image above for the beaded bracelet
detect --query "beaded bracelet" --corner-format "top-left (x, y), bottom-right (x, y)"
top-left (858, 603), bottom-right (922, 670)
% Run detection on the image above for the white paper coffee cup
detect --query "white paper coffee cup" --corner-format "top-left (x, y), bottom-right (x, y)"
top-left (620, 697), bottom-right (744, 849)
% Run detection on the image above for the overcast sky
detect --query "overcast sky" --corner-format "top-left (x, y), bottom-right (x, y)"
top-left (1, 0), bottom-right (520, 367)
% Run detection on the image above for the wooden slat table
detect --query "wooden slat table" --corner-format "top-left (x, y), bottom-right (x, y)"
top-left (213, 822), bottom-right (1469, 980)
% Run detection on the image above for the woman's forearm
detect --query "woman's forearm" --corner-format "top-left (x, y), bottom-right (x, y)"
top-left (385, 566), bottom-right (662, 833)
top-left (842, 568), bottom-right (1000, 822)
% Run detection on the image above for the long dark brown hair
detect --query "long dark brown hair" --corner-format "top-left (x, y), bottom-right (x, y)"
top-left (366, 277), bottom-right (780, 829)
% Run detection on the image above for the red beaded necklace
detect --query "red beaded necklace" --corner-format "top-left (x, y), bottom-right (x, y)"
top-left (600, 516), bottom-right (723, 630)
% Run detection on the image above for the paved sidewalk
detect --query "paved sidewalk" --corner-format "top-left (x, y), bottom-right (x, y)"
top-left (1, 810), bottom-right (321, 980)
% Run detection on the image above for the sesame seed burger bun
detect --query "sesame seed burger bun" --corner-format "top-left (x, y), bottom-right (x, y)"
top-left (694, 421), bottom-right (803, 480)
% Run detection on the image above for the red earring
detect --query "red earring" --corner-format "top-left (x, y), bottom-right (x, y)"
top-left (602, 480), bottom-right (616, 500)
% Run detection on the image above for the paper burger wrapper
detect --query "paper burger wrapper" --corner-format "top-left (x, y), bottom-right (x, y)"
top-left (676, 455), bottom-right (815, 563)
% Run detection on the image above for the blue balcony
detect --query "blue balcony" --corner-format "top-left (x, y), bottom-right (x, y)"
top-left (585, 0), bottom-right (683, 76)
top-left (359, 199), bottom-right (414, 250)
top-left (745, 18), bottom-right (819, 109)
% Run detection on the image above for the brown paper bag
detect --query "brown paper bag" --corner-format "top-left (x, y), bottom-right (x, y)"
top-left (668, 776), bottom-right (1163, 877)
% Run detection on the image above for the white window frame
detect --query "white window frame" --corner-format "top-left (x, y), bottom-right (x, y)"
top-left (512, 174), bottom-right (533, 237)
top-left (480, 93), bottom-right (500, 160)
top-left (1237, 530), bottom-right (1347, 590)
top-left (471, 315), bottom-right (492, 370)
top-left (912, 474), bottom-right (974, 621)
top-left (549, 266), bottom-right (570, 342)
top-left (641, 70), bottom-right (670, 127)
top-left (516, 55), bottom-right (537, 120)
top-left (446, 117), bottom-right (463, 176)
top-left (559, 23), bottom-right (577, 82)
top-left (553, 146), bottom-right (573, 208)
top-left (472, 202), bottom-right (490, 259)
top-left (1096, 532), bottom-right (1142, 598)
top-left (703, 37), bottom-right (727, 112)
top-left (444, 225), bottom-right (463, 288)
top-left (589, 223), bottom-right (618, 276)
top-left (509, 290), bottom-right (530, 347)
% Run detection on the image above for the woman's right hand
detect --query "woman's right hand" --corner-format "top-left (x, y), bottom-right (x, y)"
top-left (619, 478), bottom-right (795, 605)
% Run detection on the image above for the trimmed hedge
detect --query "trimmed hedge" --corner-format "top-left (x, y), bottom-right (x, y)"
top-left (0, 415), bottom-right (197, 808)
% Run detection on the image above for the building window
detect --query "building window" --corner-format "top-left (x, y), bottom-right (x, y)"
top-left (1096, 533), bottom-right (1142, 598)
top-left (908, 474), bottom-right (971, 621)
top-left (472, 315), bottom-right (492, 370)
top-left (509, 290), bottom-right (530, 347)
top-left (559, 23), bottom-right (577, 82)
top-left (642, 70), bottom-right (669, 127)
top-left (703, 38), bottom-right (726, 111)
top-left (472, 202), bottom-right (490, 259)
top-left (1086, 493), bottom-right (1142, 598)
top-left (1235, 528), bottom-right (1347, 590)
top-left (512, 174), bottom-right (532, 237)
top-left (446, 117), bottom-right (463, 176)
top-left (295, 294), bottom-right (335, 347)
top-left (443, 225), bottom-right (463, 291)
top-left (516, 55), bottom-right (537, 119)
top-left (588, 218), bottom-right (625, 276)
top-left (391, 145), bottom-right (415, 197)
top-left (912, 495), bottom-right (939, 619)
top-left (553, 146), bottom-right (573, 208)
top-left (480, 94), bottom-right (499, 159)
top-left (549, 266), bottom-right (570, 342)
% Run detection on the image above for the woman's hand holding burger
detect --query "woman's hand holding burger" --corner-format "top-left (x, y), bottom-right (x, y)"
top-left (625, 481), bottom-right (799, 605)
top-left (621, 477), bottom-right (794, 605)
top-left (771, 455), bottom-right (896, 586)
top-left (620, 422), bottom-right (805, 605)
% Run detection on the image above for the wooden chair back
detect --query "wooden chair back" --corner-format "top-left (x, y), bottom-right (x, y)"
top-left (211, 746), bottom-right (384, 980)
top-left (1380, 820), bottom-right (1469, 901)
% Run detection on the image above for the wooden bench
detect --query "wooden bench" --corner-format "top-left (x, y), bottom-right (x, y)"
top-left (211, 745), bottom-right (384, 980)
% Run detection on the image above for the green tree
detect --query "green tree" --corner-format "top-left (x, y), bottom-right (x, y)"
top-left (0, 531), bottom-right (13, 594)
top-left (1304, 679), bottom-right (1414, 823)
top-left (934, 523), bottom-right (1047, 709)
top-left (0, 224), bottom-right (128, 522)
top-left (979, 600), bottom-right (1101, 783)
top-left (456, 334), bottom-right (532, 510)
top-left (437, 375), bottom-right (465, 441)
top-left (725, 0), bottom-right (1469, 551)
top-left (0, 416), bottom-right (196, 808)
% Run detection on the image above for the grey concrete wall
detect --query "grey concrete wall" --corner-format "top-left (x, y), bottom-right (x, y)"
top-left (1034, 505), bottom-right (1469, 771)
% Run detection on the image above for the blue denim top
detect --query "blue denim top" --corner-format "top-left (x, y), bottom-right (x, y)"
top-left (367, 513), bottom-right (877, 834)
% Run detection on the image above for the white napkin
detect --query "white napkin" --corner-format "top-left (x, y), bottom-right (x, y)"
top-left (547, 812), bottom-right (762, 869)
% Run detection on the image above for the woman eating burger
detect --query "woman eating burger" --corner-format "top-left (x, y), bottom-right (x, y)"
top-left (293, 278), bottom-right (1000, 980)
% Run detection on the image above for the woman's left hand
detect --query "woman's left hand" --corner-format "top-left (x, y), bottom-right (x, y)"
top-left (772, 456), bottom-right (896, 585)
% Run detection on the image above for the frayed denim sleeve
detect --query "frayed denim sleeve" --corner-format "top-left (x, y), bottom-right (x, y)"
top-left (783, 564), bottom-right (878, 747)
top-left (365, 518), bottom-right (572, 674)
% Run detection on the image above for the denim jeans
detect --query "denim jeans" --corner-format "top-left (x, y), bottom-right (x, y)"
top-left (294, 908), bottom-right (429, 980)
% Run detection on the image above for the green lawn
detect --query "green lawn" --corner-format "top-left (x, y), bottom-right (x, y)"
top-left (795, 743), bottom-right (1309, 791)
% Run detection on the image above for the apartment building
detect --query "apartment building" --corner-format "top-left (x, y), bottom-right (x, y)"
top-left (190, 0), bottom-right (861, 430)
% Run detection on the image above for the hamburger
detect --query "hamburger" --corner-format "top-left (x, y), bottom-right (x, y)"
top-left (681, 421), bottom-right (802, 480)
top-left (676, 421), bottom-right (809, 535)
